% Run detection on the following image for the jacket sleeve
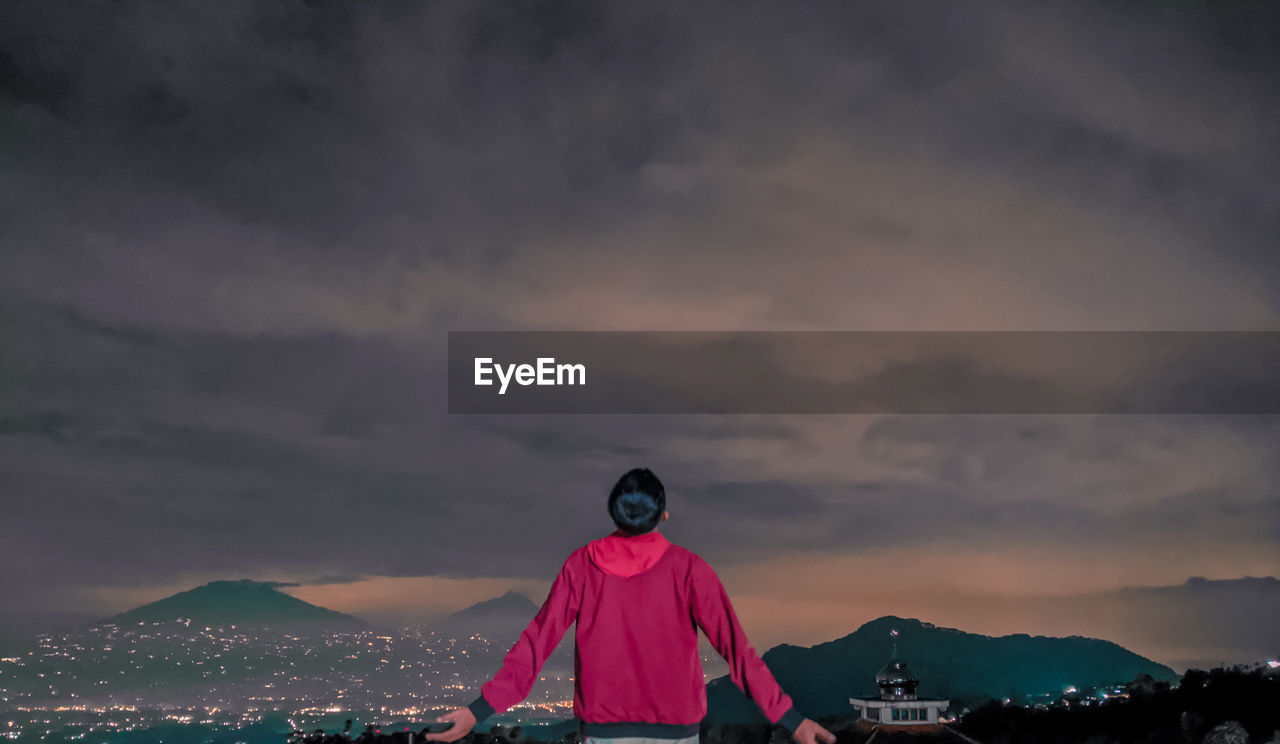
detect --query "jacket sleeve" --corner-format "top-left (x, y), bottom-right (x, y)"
top-left (689, 555), bottom-right (805, 734)
top-left (467, 554), bottom-right (581, 723)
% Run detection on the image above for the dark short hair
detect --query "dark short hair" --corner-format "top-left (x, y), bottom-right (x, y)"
top-left (607, 468), bottom-right (666, 534)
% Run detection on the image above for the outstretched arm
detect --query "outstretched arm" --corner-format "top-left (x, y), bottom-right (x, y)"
top-left (689, 557), bottom-right (835, 744)
top-left (426, 558), bottom-right (581, 743)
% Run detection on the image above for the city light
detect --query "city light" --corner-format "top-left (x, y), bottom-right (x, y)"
top-left (0, 620), bottom-right (577, 741)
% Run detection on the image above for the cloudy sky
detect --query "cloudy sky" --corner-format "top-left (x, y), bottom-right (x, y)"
top-left (1, 0), bottom-right (1278, 671)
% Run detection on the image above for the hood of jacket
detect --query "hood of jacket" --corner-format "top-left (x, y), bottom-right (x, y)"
top-left (586, 528), bottom-right (671, 578)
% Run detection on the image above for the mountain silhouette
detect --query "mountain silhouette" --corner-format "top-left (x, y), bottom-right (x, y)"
top-left (449, 590), bottom-right (540, 622)
top-left (98, 579), bottom-right (367, 631)
top-left (707, 615), bottom-right (1178, 723)
top-left (434, 590), bottom-right (540, 638)
top-left (432, 590), bottom-right (575, 675)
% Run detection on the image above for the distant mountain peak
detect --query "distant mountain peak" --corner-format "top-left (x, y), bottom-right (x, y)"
top-left (428, 591), bottom-right (540, 640)
top-left (710, 615), bottom-right (1176, 725)
top-left (451, 591), bottom-right (538, 619)
top-left (98, 579), bottom-right (366, 631)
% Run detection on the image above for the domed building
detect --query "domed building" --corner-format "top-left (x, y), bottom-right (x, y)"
top-left (849, 656), bottom-right (949, 727)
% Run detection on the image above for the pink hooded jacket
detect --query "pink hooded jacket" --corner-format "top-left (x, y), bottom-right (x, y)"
top-left (467, 529), bottom-right (803, 738)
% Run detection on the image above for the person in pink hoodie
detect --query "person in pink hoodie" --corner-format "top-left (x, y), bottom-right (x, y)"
top-left (425, 468), bottom-right (836, 744)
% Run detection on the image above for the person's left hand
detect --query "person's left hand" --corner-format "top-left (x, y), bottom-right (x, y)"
top-left (423, 707), bottom-right (477, 742)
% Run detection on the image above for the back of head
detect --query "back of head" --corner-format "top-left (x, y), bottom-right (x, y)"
top-left (607, 467), bottom-right (666, 535)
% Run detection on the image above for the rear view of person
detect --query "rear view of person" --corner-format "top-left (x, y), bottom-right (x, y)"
top-left (426, 468), bottom-right (836, 744)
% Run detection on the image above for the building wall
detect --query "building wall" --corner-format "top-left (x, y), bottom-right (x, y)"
top-left (851, 699), bottom-right (944, 726)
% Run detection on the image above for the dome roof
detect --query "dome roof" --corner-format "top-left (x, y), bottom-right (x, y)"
top-left (876, 659), bottom-right (919, 686)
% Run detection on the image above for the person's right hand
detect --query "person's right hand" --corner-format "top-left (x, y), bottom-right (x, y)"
top-left (791, 718), bottom-right (836, 744)
top-left (423, 707), bottom-right (476, 743)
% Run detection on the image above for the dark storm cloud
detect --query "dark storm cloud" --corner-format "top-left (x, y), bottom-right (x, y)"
top-left (2, 1), bottom-right (708, 272)
top-left (1, 0), bottom-right (1278, 642)
top-left (297, 573), bottom-right (369, 586)
top-left (2, 1), bottom-right (1275, 326)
